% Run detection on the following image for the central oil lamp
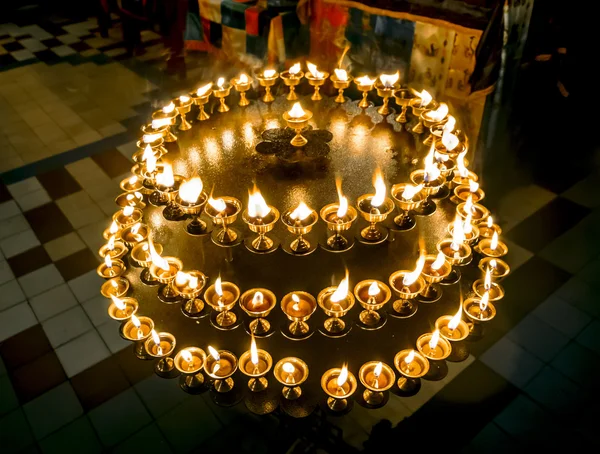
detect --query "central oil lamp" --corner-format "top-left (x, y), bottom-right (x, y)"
top-left (282, 102), bottom-right (313, 147)
top-left (191, 83), bottom-right (212, 121)
top-left (354, 75), bottom-right (376, 109)
top-left (321, 364), bottom-right (357, 413)
top-left (204, 196), bottom-right (242, 247)
top-left (231, 73), bottom-right (252, 106)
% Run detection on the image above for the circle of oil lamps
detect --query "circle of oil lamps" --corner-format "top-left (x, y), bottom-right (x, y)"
top-left (191, 83), bottom-right (213, 121)
top-left (475, 231), bottom-right (508, 258)
top-left (317, 273), bottom-right (355, 337)
top-left (280, 291), bottom-right (318, 340)
top-left (120, 175), bottom-right (144, 193)
top-left (175, 177), bottom-right (210, 236)
top-left (274, 357), bottom-right (309, 400)
top-left (174, 347), bottom-right (207, 394)
top-left (321, 364), bottom-right (357, 413)
top-left (478, 215), bottom-right (502, 240)
top-left (305, 62), bottom-right (329, 101)
top-left (390, 183), bottom-right (424, 231)
top-left (255, 68), bottom-right (279, 103)
top-left (282, 102), bottom-right (313, 148)
top-left (358, 361), bottom-right (395, 408)
top-left (239, 288), bottom-right (277, 337)
top-left (281, 200), bottom-right (319, 256)
top-left (356, 170), bottom-right (395, 244)
top-left (148, 252), bottom-right (183, 303)
top-left (239, 337), bottom-right (277, 415)
top-left (115, 191), bottom-right (146, 210)
top-left (320, 180), bottom-right (357, 252)
top-left (120, 314), bottom-right (155, 359)
top-left (204, 196), bottom-right (243, 247)
top-left (437, 218), bottom-right (472, 284)
top-left (393, 88), bottom-right (415, 124)
top-left (393, 349), bottom-right (430, 396)
top-left (416, 329), bottom-right (452, 380)
top-left (119, 222), bottom-right (148, 248)
top-left (242, 186), bottom-right (280, 254)
top-left (205, 346), bottom-right (238, 393)
top-left (151, 101), bottom-right (178, 142)
top-left (374, 72), bottom-right (400, 116)
top-left (421, 102), bottom-right (449, 146)
top-left (330, 68), bottom-right (352, 103)
top-left (204, 277), bottom-right (241, 330)
top-left (410, 147), bottom-right (446, 216)
top-left (213, 77), bottom-right (232, 113)
top-left (388, 255), bottom-right (426, 319)
top-left (144, 330), bottom-right (178, 378)
top-left (280, 62), bottom-right (303, 101)
top-left (231, 73), bottom-right (252, 107)
top-left (353, 280), bottom-right (391, 330)
top-left (463, 292), bottom-right (496, 339)
top-left (98, 234), bottom-right (128, 260)
top-left (107, 295), bottom-right (138, 321)
top-left (354, 75), bottom-right (376, 109)
top-left (97, 254), bottom-right (126, 279)
top-left (100, 277), bottom-right (129, 299)
top-left (171, 270), bottom-right (208, 318)
top-left (113, 205), bottom-right (143, 229)
top-left (418, 252), bottom-right (452, 303)
top-left (409, 89), bottom-right (434, 133)
top-left (478, 257), bottom-right (510, 282)
top-left (457, 194), bottom-right (490, 225)
top-left (472, 268), bottom-right (505, 302)
top-left (173, 95), bottom-right (193, 131)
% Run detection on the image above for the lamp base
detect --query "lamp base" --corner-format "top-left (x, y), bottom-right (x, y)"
top-left (394, 377), bottom-right (421, 396)
top-left (412, 199), bottom-right (437, 216)
top-left (244, 235), bottom-right (279, 254)
top-left (281, 321), bottom-right (316, 341)
top-left (388, 300), bottom-right (418, 319)
top-left (358, 225), bottom-right (388, 245)
top-left (181, 298), bottom-right (210, 320)
top-left (325, 397), bottom-right (353, 415)
top-left (440, 269), bottom-right (461, 285)
top-left (179, 373), bottom-right (208, 394)
top-left (391, 213), bottom-right (416, 231)
top-left (186, 217), bottom-right (211, 236)
top-left (247, 318), bottom-right (275, 338)
top-left (155, 357), bottom-right (180, 379)
top-left (358, 389), bottom-right (390, 409)
top-left (418, 283), bottom-right (444, 303)
top-left (357, 309), bottom-right (387, 331)
top-left (210, 310), bottom-right (241, 331)
top-left (322, 233), bottom-right (354, 253)
top-left (320, 317), bottom-right (352, 338)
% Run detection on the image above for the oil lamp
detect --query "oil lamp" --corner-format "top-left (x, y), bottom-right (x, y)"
top-left (463, 292), bottom-right (496, 338)
top-left (103, 220), bottom-right (120, 240)
top-left (120, 175), bottom-right (143, 193)
top-left (172, 270), bottom-right (208, 313)
top-left (436, 217), bottom-right (472, 283)
top-left (100, 277), bottom-right (129, 299)
top-left (319, 179), bottom-right (357, 252)
top-left (131, 238), bottom-right (161, 268)
top-left (419, 252), bottom-right (452, 303)
top-left (473, 268), bottom-right (505, 301)
top-left (255, 69), bottom-right (278, 103)
top-left (435, 125), bottom-right (465, 162)
top-left (416, 330), bottom-right (452, 362)
top-left (115, 191), bottom-right (145, 210)
top-left (153, 165), bottom-right (185, 220)
top-left (151, 101), bottom-right (178, 142)
top-left (242, 186), bottom-right (280, 254)
top-left (280, 291), bottom-right (318, 340)
top-left (145, 330), bottom-right (178, 378)
top-left (321, 364), bottom-right (357, 413)
top-left (448, 212), bottom-right (480, 245)
top-left (281, 200), bottom-right (319, 255)
top-left (149, 250), bottom-right (183, 304)
top-left (454, 179), bottom-right (485, 204)
top-left (409, 89), bottom-right (434, 133)
top-left (239, 336), bottom-right (273, 392)
top-left (98, 234), bottom-right (128, 260)
top-left (173, 95), bottom-right (193, 131)
top-left (120, 314), bottom-right (154, 359)
top-left (175, 177), bottom-right (209, 236)
top-left (393, 349), bottom-right (430, 395)
top-left (330, 68), bottom-right (352, 103)
top-left (280, 62), bottom-right (303, 101)
top-left (478, 257), bottom-right (510, 282)
top-left (174, 347), bottom-right (207, 394)
top-left (107, 294), bottom-right (138, 321)
top-left (213, 77), bottom-right (232, 113)
top-left (475, 231), bottom-right (508, 258)
top-left (388, 254), bottom-right (426, 318)
top-left (353, 280), bottom-right (391, 330)
top-left (282, 102), bottom-right (313, 147)
top-left (393, 88), bottom-right (415, 123)
top-left (479, 215), bottom-right (502, 239)
top-left (204, 277), bottom-right (241, 329)
top-left (204, 196), bottom-right (242, 246)
top-left (205, 346), bottom-right (238, 393)
top-left (191, 83), bottom-right (212, 121)
top-left (410, 144), bottom-right (446, 216)
top-left (451, 151), bottom-right (478, 188)
top-left (358, 361), bottom-right (395, 408)
top-left (421, 102), bottom-right (449, 145)
top-left (138, 125), bottom-right (166, 157)
top-left (231, 73), bottom-right (252, 106)
top-left (390, 183), bottom-right (424, 231)
top-left (318, 273), bottom-right (355, 337)
top-left (274, 357), bottom-right (309, 400)
top-left (374, 72), bottom-right (400, 115)
top-left (354, 75), bottom-right (376, 109)
top-left (113, 205), bottom-right (143, 228)
top-left (356, 169), bottom-right (395, 244)
top-left (305, 62), bottom-right (329, 101)
top-left (435, 307), bottom-right (470, 344)
top-left (239, 289), bottom-right (277, 337)
top-left (97, 254), bottom-right (126, 279)
top-left (457, 194), bottom-right (490, 224)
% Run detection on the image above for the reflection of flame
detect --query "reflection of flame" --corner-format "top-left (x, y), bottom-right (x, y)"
top-left (179, 177), bottom-right (203, 203)
top-left (238, 73), bottom-right (249, 84)
top-left (175, 271), bottom-right (188, 287)
top-left (448, 307), bottom-right (462, 330)
top-left (379, 71), bottom-right (399, 87)
top-left (330, 273), bottom-right (349, 303)
top-left (374, 362), bottom-right (383, 378)
top-left (442, 131), bottom-right (459, 151)
top-left (484, 268), bottom-right (492, 290)
top-left (405, 350), bottom-right (415, 365)
top-left (162, 102), bottom-right (175, 114)
top-left (208, 345), bottom-right (220, 361)
top-left (181, 349), bottom-right (193, 363)
top-left (292, 293), bottom-right (300, 311)
top-left (289, 63), bottom-right (301, 75)
top-left (208, 197), bottom-right (227, 213)
top-left (263, 69), bottom-right (276, 78)
top-left (307, 62), bottom-right (324, 79)
top-left (490, 231), bottom-right (499, 251)
top-left (250, 336), bottom-right (259, 365)
top-left (217, 77), bottom-right (225, 88)
top-left (110, 294), bottom-right (126, 311)
top-left (104, 254), bottom-right (113, 268)
top-left (197, 83), bottom-right (212, 96)
top-left (251, 291), bottom-right (264, 309)
top-left (469, 180), bottom-right (480, 192)
top-left (451, 215), bottom-right (465, 251)
top-left (403, 254), bottom-right (425, 286)
top-left (371, 169), bottom-right (386, 207)
top-left (107, 235), bottom-right (115, 251)
top-left (215, 277), bottom-right (223, 297)
top-left (429, 329), bottom-right (440, 349)
top-left (337, 364), bottom-right (349, 387)
top-left (427, 103), bottom-right (449, 121)
top-left (401, 184), bottom-right (423, 200)
top-left (368, 281), bottom-right (380, 297)
top-left (156, 164), bottom-right (174, 187)
top-left (480, 292), bottom-right (490, 312)
top-left (431, 252), bottom-right (446, 271)
top-left (288, 102), bottom-right (306, 118)
top-left (334, 68), bottom-right (348, 81)
top-left (247, 186), bottom-right (271, 218)
top-left (356, 75), bottom-right (375, 86)
top-left (289, 201), bottom-right (313, 221)
top-left (335, 178), bottom-right (348, 218)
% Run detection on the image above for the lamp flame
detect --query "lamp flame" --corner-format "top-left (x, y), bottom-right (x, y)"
top-left (123, 206), bottom-right (134, 216)
top-left (151, 329), bottom-right (160, 346)
top-left (490, 231), bottom-right (499, 251)
top-left (208, 197), bottom-right (227, 213)
top-left (337, 364), bottom-right (349, 387)
top-left (368, 281), bottom-right (380, 297)
top-left (429, 329), bottom-right (441, 350)
top-left (215, 277), bottom-right (223, 297)
top-left (427, 102), bottom-right (449, 121)
top-left (292, 293), bottom-right (300, 311)
top-left (371, 169), bottom-right (386, 207)
top-left (264, 69), bottom-right (276, 78)
top-left (217, 77), bottom-right (225, 88)
top-left (107, 235), bottom-right (115, 251)
top-left (181, 349), bottom-right (193, 363)
top-left (146, 152), bottom-right (157, 173)
top-left (464, 194), bottom-right (474, 215)
top-left (109, 221), bottom-right (119, 235)
top-left (403, 254), bottom-right (425, 286)
top-left (208, 345), bottom-right (220, 361)
top-left (141, 145), bottom-right (153, 162)
top-left (307, 62), bottom-right (324, 79)
top-left (238, 73), bottom-right (249, 84)
top-left (104, 254), bottom-right (113, 268)
top-left (156, 163), bottom-right (174, 188)
top-left (188, 274), bottom-right (198, 289)
top-left (444, 115), bottom-right (457, 133)
top-left (152, 117), bottom-right (171, 128)
top-left (356, 75), bottom-right (375, 86)
top-left (451, 215), bottom-right (465, 251)
top-left (448, 307), bottom-right (462, 331)
top-left (289, 201), bottom-right (313, 221)
top-left (374, 362), bottom-right (383, 378)
top-left (469, 180), bottom-right (480, 192)
top-left (175, 271), bottom-right (188, 287)
top-left (251, 291), bottom-right (264, 309)
top-left (197, 83), bottom-right (212, 96)
top-left (405, 350), bottom-right (415, 365)
top-left (179, 177), bottom-right (203, 204)
top-left (247, 186), bottom-right (271, 218)
top-left (110, 294), bottom-right (126, 311)
top-left (179, 95), bottom-right (190, 103)
top-left (401, 184), bottom-right (423, 200)
top-left (456, 151), bottom-right (468, 178)
top-left (480, 292), bottom-right (490, 312)
top-left (250, 336), bottom-right (259, 365)
top-left (288, 102), bottom-right (306, 119)
top-left (330, 272), bottom-right (349, 303)
top-left (487, 216), bottom-right (493, 228)
top-left (431, 252), bottom-right (446, 271)
top-left (335, 178), bottom-right (348, 218)
top-left (162, 102), bottom-right (175, 114)
top-left (463, 212), bottom-right (473, 235)
top-left (490, 259), bottom-right (497, 269)
top-left (414, 89), bottom-right (433, 107)
top-left (150, 246), bottom-right (169, 272)
top-left (379, 71), bottom-right (399, 87)
top-left (282, 362), bottom-right (295, 374)
top-left (289, 63), bottom-right (301, 75)
top-left (424, 143), bottom-right (441, 182)
top-left (334, 68), bottom-right (348, 81)
top-left (442, 131), bottom-right (459, 151)
top-left (131, 314), bottom-right (141, 328)
top-left (484, 268), bottom-right (492, 290)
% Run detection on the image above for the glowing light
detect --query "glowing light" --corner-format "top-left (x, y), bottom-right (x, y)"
top-left (374, 362), bottom-right (383, 378)
top-left (162, 102), bottom-right (175, 114)
top-left (131, 314), bottom-right (141, 328)
top-left (356, 75), bottom-right (375, 86)
top-left (238, 73), bottom-right (249, 84)
top-left (330, 273), bottom-right (349, 303)
top-left (456, 151), bottom-right (468, 177)
top-left (335, 178), bottom-right (348, 218)
top-left (379, 71), bottom-right (399, 87)
top-left (403, 254), bottom-right (425, 286)
top-left (107, 235), bottom-right (115, 251)
top-left (479, 292), bottom-right (490, 312)
top-left (405, 350), bottom-right (416, 365)
top-left (282, 362), bottom-right (295, 374)
top-left (448, 307), bottom-right (462, 331)
top-left (444, 115), bottom-right (457, 133)
top-left (289, 201), bottom-right (313, 221)
top-left (490, 231), bottom-right (499, 251)
top-left (123, 206), bottom-right (134, 217)
top-left (371, 169), bottom-right (386, 207)
top-left (152, 117), bottom-right (171, 128)
top-left (427, 102), bottom-right (449, 121)
top-left (175, 271), bottom-right (188, 287)
top-left (490, 259), bottom-right (497, 269)
top-left (131, 223), bottom-right (141, 235)
top-left (179, 177), bottom-right (203, 203)
top-left (215, 277), bottom-right (223, 297)
top-left (442, 130), bottom-right (459, 151)
top-left (289, 63), bottom-right (301, 75)
top-left (141, 145), bottom-right (153, 162)
top-left (110, 294), bottom-right (126, 311)
top-left (424, 143), bottom-right (441, 182)
top-left (429, 329), bottom-right (441, 350)
top-left (292, 293), bottom-right (300, 311)
top-left (197, 83), bottom-right (212, 96)
top-left (250, 336), bottom-right (259, 365)
top-left (451, 215), bottom-right (465, 251)
top-left (263, 69), bottom-right (276, 78)
top-left (251, 291), bottom-right (264, 310)
top-left (487, 216), bottom-right (494, 228)
top-left (145, 152), bottom-right (157, 173)
top-left (469, 180), bottom-right (480, 192)
top-left (104, 254), bottom-right (113, 268)
top-left (337, 364), bottom-right (349, 387)
top-left (181, 349), bottom-right (193, 364)
top-left (401, 184), bottom-right (423, 200)
top-left (415, 89), bottom-right (432, 107)
top-left (247, 186), bottom-right (271, 218)
top-left (431, 252), bottom-right (446, 271)
top-left (188, 275), bottom-right (198, 289)
top-left (307, 62), bottom-right (324, 79)
top-left (368, 281), bottom-right (380, 297)
top-left (156, 164), bottom-right (174, 188)
top-left (217, 77), bottom-right (225, 88)
top-left (208, 197), bottom-right (227, 213)
top-left (288, 102), bottom-right (306, 119)
top-left (334, 68), bottom-right (348, 81)
top-left (208, 345), bottom-right (220, 361)
top-left (109, 221), bottom-right (118, 235)
top-left (179, 95), bottom-right (190, 103)
top-left (464, 194), bottom-right (475, 215)
top-left (463, 212), bottom-right (473, 235)
top-left (484, 268), bottom-right (492, 290)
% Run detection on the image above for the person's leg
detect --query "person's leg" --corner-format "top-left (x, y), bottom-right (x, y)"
top-left (97, 0), bottom-right (112, 38)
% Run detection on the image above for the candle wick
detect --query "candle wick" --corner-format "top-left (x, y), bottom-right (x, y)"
top-left (372, 377), bottom-right (379, 389)
top-left (137, 328), bottom-right (143, 339)
top-left (157, 345), bottom-right (163, 356)
top-left (252, 364), bottom-right (260, 375)
top-left (367, 296), bottom-right (376, 306)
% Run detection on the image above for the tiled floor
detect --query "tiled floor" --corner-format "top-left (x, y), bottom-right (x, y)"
top-left (1, 9), bottom-right (600, 454)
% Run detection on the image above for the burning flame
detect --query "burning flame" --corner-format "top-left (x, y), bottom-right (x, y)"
top-left (238, 73), bottom-right (249, 84)
top-left (371, 169), bottom-right (386, 207)
top-left (250, 336), bottom-right (259, 365)
top-left (107, 235), bottom-right (115, 251)
top-left (179, 95), bottom-right (190, 103)
top-left (330, 273), bottom-right (349, 303)
top-left (141, 145), bottom-right (153, 162)
top-left (104, 254), bottom-right (113, 268)
top-left (215, 277), bottom-right (223, 297)
top-left (179, 177), bottom-right (203, 204)
top-left (307, 62), bottom-right (324, 79)
top-left (289, 201), bottom-right (313, 221)
top-left (356, 75), bottom-right (375, 86)
top-left (188, 274), bottom-right (198, 289)
top-left (251, 291), bottom-right (264, 309)
top-left (334, 68), bottom-right (348, 81)
top-left (247, 186), bottom-right (271, 218)
top-left (217, 77), bottom-right (225, 88)
top-left (151, 329), bottom-right (160, 346)
top-left (181, 349), bottom-right (193, 364)
top-left (448, 307), bottom-right (462, 331)
top-left (288, 102), bottom-right (306, 119)
top-left (463, 212), bottom-right (473, 235)
top-left (208, 197), bottom-right (227, 213)
top-left (489, 259), bottom-right (497, 269)
top-left (484, 268), bottom-right (492, 290)
top-left (401, 184), bottom-right (423, 200)
top-left (131, 314), bottom-right (141, 328)
top-left (414, 89), bottom-right (432, 107)
top-left (123, 206), bottom-right (134, 217)
top-left (175, 271), bottom-right (188, 287)
top-left (152, 117), bottom-right (171, 128)
top-left (442, 130), bottom-right (459, 151)
top-left (131, 223), bottom-right (141, 235)
top-left (110, 294), bottom-right (126, 311)
top-left (146, 152), bottom-right (157, 173)
top-left (150, 246), bottom-right (169, 272)
top-left (431, 252), bottom-right (446, 271)
top-left (451, 215), bottom-right (465, 251)
top-left (429, 329), bottom-right (441, 350)
top-left (263, 69), bottom-right (276, 78)
top-left (405, 350), bottom-right (416, 366)
top-left (337, 364), bottom-right (349, 387)
top-left (379, 71), bottom-right (399, 87)
top-left (424, 143), bottom-right (441, 182)
top-left (208, 345), bottom-right (220, 361)
top-left (444, 115), bottom-right (457, 133)
top-left (368, 281), bottom-right (380, 297)
top-left (427, 103), bottom-right (449, 121)
top-left (162, 102), bottom-right (175, 114)
top-left (156, 164), bottom-right (174, 188)
top-left (282, 362), bottom-right (295, 375)
top-left (335, 178), bottom-right (348, 218)
top-left (403, 254), bottom-right (425, 286)
top-left (289, 63), bottom-right (301, 75)
top-left (490, 231), bottom-right (499, 251)
top-left (374, 362), bottom-right (383, 378)
top-left (292, 293), bottom-right (300, 311)
top-left (487, 216), bottom-right (493, 228)
top-left (197, 83), bottom-right (212, 96)
top-left (469, 180), bottom-right (480, 192)
top-left (109, 221), bottom-right (119, 235)
top-left (479, 292), bottom-right (490, 312)
top-left (464, 194), bottom-right (475, 215)
top-left (456, 151), bottom-right (468, 178)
